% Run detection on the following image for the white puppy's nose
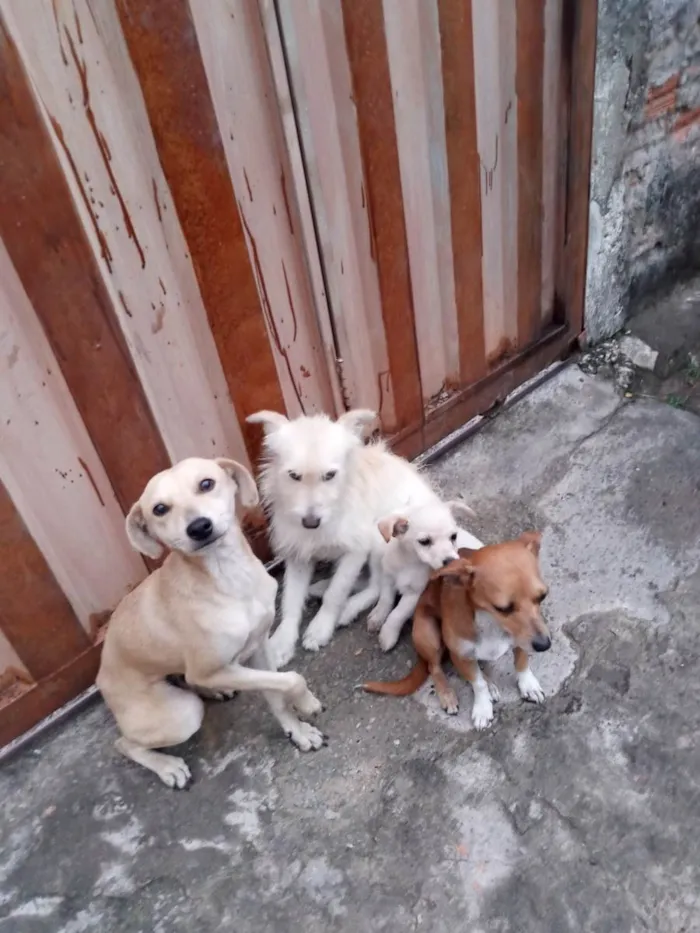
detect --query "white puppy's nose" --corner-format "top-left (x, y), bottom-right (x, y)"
top-left (302, 514), bottom-right (321, 529)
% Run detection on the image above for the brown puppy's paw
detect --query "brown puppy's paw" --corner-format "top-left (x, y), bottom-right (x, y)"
top-left (438, 688), bottom-right (459, 716)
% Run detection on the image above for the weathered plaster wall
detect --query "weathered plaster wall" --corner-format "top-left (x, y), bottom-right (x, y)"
top-left (586, 0), bottom-right (700, 343)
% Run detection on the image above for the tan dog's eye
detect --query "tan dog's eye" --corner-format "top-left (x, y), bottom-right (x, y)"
top-left (322, 470), bottom-right (337, 482)
top-left (288, 471), bottom-right (302, 482)
top-left (536, 591), bottom-right (548, 603)
top-left (418, 536), bottom-right (433, 547)
top-left (199, 478), bottom-right (215, 493)
top-left (152, 503), bottom-right (169, 517)
top-left (495, 602), bottom-right (515, 615)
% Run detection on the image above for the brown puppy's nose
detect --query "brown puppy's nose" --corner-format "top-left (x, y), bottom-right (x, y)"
top-left (187, 517), bottom-right (213, 541)
top-left (531, 633), bottom-right (551, 652)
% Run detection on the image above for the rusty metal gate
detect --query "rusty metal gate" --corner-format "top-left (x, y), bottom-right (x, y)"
top-left (0, 0), bottom-right (596, 745)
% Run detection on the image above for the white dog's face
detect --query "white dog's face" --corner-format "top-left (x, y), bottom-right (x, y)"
top-left (126, 457), bottom-right (259, 559)
top-left (379, 500), bottom-right (473, 571)
top-left (248, 409), bottom-right (376, 531)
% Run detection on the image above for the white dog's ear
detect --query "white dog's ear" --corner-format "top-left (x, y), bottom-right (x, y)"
top-left (378, 515), bottom-right (409, 543)
top-left (125, 503), bottom-right (164, 560)
top-left (246, 410), bottom-right (289, 434)
top-left (337, 408), bottom-right (377, 438)
top-left (216, 458), bottom-right (260, 509)
top-left (447, 500), bottom-right (476, 522)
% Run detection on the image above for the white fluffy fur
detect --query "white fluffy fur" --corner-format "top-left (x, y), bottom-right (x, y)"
top-left (369, 501), bottom-right (483, 652)
top-left (248, 409), bottom-right (476, 667)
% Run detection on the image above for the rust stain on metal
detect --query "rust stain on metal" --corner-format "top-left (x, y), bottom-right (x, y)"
top-left (504, 100), bottom-right (513, 124)
top-left (279, 165), bottom-right (295, 236)
top-left (486, 336), bottom-right (515, 368)
top-left (243, 168), bottom-right (254, 202)
top-left (52, 0), bottom-right (68, 65)
top-left (49, 114), bottom-right (113, 272)
top-left (281, 260), bottom-right (298, 342)
top-left (64, 27), bottom-right (146, 268)
top-left (73, 3), bottom-right (83, 44)
top-left (78, 456), bottom-right (105, 506)
top-left (300, 365), bottom-right (311, 378)
top-left (482, 135), bottom-right (500, 193)
top-left (89, 609), bottom-right (112, 641)
top-left (152, 177), bottom-right (162, 222)
top-left (151, 303), bottom-right (166, 334)
top-left (158, 277), bottom-right (166, 296)
top-left (377, 369), bottom-right (391, 418)
top-left (117, 290), bottom-right (132, 318)
top-left (239, 203), bottom-right (305, 412)
top-left (361, 181), bottom-right (366, 209)
top-left (646, 74), bottom-right (680, 120)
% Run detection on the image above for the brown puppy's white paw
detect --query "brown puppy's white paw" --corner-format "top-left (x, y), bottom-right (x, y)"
top-left (517, 669), bottom-right (545, 704)
top-left (471, 695), bottom-right (494, 730)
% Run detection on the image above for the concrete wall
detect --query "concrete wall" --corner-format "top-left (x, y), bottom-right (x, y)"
top-left (586, 0), bottom-right (700, 343)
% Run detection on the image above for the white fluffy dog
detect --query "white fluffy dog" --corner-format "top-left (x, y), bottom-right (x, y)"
top-left (369, 501), bottom-right (483, 652)
top-left (247, 408), bottom-right (478, 667)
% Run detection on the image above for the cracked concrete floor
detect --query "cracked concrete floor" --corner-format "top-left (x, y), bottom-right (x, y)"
top-left (3, 366), bottom-right (700, 932)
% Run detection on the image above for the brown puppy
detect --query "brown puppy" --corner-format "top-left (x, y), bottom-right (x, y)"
top-left (364, 532), bottom-right (550, 730)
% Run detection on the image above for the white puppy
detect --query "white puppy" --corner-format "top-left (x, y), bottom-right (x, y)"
top-left (369, 501), bottom-right (483, 652)
top-left (97, 457), bottom-right (324, 789)
top-left (247, 409), bottom-right (479, 667)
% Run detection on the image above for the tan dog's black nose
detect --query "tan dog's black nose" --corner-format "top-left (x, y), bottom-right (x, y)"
top-left (531, 633), bottom-right (551, 652)
top-left (187, 517), bottom-right (213, 541)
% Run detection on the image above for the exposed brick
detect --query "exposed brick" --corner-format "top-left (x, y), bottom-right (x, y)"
top-left (645, 73), bottom-right (681, 120)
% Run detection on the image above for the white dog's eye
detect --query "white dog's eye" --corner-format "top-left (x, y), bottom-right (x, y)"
top-left (199, 478), bottom-right (215, 493)
top-left (322, 470), bottom-right (337, 482)
top-left (450, 532), bottom-right (458, 543)
top-left (418, 536), bottom-right (433, 547)
top-left (152, 503), bottom-right (170, 517)
top-left (288, 471), bottom-right (302, 482)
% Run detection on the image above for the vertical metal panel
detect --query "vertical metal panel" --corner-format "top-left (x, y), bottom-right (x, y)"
top-left (382, 0), bottom-right (461, 402)
top-left (1, 0), bottom-right (250, 467)
top-left (276, 0), bottom-right (396, 428)
top-left (0, 239), bottom-right (147, 631)
top-left (116, 0), bottom-right (286, 465)
top-left (437, 0), bottom-right (486, 386)
top-left (541, 0), bottom-right (564, 326)
top-left (472, 0), bottom-right (519, 366)
top-left (190, 0), bottom-right (336, 419)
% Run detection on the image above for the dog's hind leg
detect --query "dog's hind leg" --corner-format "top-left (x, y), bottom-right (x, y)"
top-left (112, 683), bottom-right (204, 789)
top-left (269, 559), bottom-right (313, 668)
top-left (250, 644), bottom-right (325, 752)
top-left (302, 551), bottom-right (366, 651)
top-left (337, 555), bottom-right (382, 629)
top-left (378, 590), bottom-right (420, 652)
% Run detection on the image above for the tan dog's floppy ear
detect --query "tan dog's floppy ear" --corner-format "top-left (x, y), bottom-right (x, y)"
top-left (378, 515), bottom-right (409, 543)
top-left (337, 408), bottom-right (377, 438)
top-left (246, 410), bottom-right (289, 434)
top-left (447, 500), bottom-right (476, 522)
top-left (520, 530), bottom-right (542, 556)
top-left (216, 458), bottom-right (259, 509)
top-left (125, 503), bottom-right (164, 560)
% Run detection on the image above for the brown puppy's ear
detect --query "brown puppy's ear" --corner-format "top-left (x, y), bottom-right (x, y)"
top-left (216, 458), bottom-right (260, 509)
top-left (246, 410), bottom-right (289, 434)
top-left (520, 530), bottom-right (542, 556)
top-left (125, 503), bottom-right (164, 560)
top-left (447, 500), bottom-right (476, 522)
top-left (430, 559), bottom-right (475, 586)
top-left (378, 515), bottom-right (409, 543)
top-left (457, 546), bottom-right (477, 559)
top-left (337, 408), bottom-right (377, 438)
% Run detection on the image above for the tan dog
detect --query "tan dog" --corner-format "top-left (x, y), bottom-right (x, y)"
top-left (97, 457), bottom-right (324, 789)
top-left (363, 533), bottom-right (550, 730)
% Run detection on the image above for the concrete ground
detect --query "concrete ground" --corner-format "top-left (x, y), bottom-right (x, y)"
top-left (3, 365), bottom-right (700, 933)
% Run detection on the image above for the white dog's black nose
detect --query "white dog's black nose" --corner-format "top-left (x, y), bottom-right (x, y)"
top-left (442, 557), bottom-right (454, 567)
top-left (301, 515), bottom-right (321, 529)
top-left (187, 517), bottom-right (214, 542)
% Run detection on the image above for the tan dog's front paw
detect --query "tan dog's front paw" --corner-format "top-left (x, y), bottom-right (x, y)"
top-left (286, 720), bottom-right (326, 752)
top-left (517, 669), bottom-right (545, 704)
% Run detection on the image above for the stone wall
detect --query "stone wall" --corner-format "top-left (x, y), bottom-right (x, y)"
top-left (585, 0), bottom-right (700, 342)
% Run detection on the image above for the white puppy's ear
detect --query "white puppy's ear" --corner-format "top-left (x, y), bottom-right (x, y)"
top-left (447, 500), bottom-right (476, 522)
top-left (378, 515), bottom-right (409, 543)
top-left (125, 503), bottom-right (164, 560)
top-left (337, 408), bottom-right (377, 438)
top-left (216, 458), bottom-right (260, 509)
top-left (246, 410), bottom-right (289, 434)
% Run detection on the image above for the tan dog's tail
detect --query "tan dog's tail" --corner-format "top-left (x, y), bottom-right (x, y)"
top-left (363, 658), bottom-right (429, 696)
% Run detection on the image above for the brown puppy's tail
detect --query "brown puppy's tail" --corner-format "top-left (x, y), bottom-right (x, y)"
top-left (362, 658), bottom-right (429, 696)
